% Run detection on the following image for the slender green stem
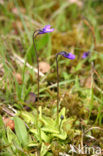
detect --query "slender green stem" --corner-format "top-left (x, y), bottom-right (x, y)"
top-left (32, 31), bottom-right (39, 102)
top-left (33, 31), bottom-right (42, 144)
top-left (56, 55), bottom-right (59, 124)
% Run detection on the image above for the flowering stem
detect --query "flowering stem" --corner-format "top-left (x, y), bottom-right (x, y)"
top-left (55, 51), bottom-right (75, 125)
top-left (33, 31), bottom-right (42, 144)
top-left (32, 31), bottom-right (39, 102)
top-left (56, 55), bottom-right (59, 124)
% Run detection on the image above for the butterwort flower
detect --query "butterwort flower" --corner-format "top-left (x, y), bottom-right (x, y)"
top-left (82, 51), bottom-right (90, 59)
top-left (57, 51), bottom-right (75, 60)
top-left (32, 25), bottom-right (54, 101)
top-left (56, 51), bottom-right (75, 125)
top-left (38, 25), bottom-right (54, 34)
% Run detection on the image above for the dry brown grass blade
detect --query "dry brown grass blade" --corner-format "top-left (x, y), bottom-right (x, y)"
top-left (82, 17), bottom-right (96, 49)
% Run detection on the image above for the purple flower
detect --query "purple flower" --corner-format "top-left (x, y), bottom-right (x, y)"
top-left (38, 25), bottom-right (54, 34)
top-left (57, 51), bottom-right (75, 60)
top-left (82, 51), bottom-right (90, 59)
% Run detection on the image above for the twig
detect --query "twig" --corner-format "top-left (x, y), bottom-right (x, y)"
top-left (1, 105), bottom-right (29, 129)
top-left (10, 53), bottom-right (44, 77)
top-left (1, 106), bottom-right (15, 117)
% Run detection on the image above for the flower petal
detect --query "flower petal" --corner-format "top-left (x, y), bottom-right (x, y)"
top-left (82, 51), bottom-right (90, 59)
top-left (44, 25), bottom-right (51, 29)
top-left (57, 51), bottom-right (75, 60)
top-left (38, 25), bottom-right (54, 34)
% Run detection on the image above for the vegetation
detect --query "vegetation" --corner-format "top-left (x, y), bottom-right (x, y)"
top-left (0, 0), bottom-right (103, 155)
